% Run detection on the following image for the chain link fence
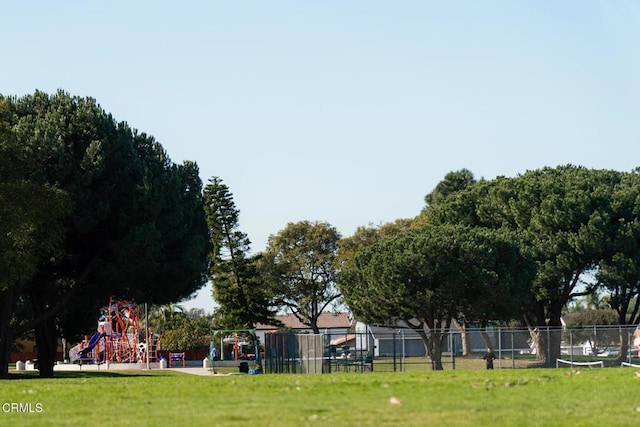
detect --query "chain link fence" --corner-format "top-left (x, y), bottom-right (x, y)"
top-left (263, 325), bottom-right (640, 373)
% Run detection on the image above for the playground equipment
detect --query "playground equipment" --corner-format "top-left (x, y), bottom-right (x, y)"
top-left (69, 297), bottom-right (161, 364)
top-left (211, 330), bottom-right (261, 373)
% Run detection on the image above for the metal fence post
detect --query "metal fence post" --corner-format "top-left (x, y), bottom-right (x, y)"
top-left (392, 332), bottom-right (396, 372)
top-left (498, 326), bottom-right (502, 369)
top-left (511, 331), bottom-right (515, 369)
top-left (400, 330), bottom-right (405, 372)
top-left (628, 327), bottom-right (632, 364)
top-left (569, 328), bottom-right (573, 365)
top-left (546, 327), bottom-right (551, 367)
top-left (449, 329), bottom-right (455, 370)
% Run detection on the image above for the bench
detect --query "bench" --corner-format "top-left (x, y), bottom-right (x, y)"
top-left (168, 352), bottom-right (186, 368)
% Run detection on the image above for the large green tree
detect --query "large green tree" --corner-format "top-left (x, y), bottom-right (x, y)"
top-left (261, 221), bottom-right (342, 334)
top-left (339, 224), bottom-right (535, 369)
top-left (0, 99), bottom-right (71, 377)
top-left (427, 165), bottom-right (625, 365)
top-left (3, 91), bottom-right (210, 377)
top-left (203, 177), bottom-right (276, 328)
top-left (596, 170), bottom-right (640, 321)
top-left (592, 169), bottom-right (640, 359)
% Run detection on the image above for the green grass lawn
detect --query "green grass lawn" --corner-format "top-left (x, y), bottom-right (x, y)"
top-left (2, 367), bottom-right (640, 426)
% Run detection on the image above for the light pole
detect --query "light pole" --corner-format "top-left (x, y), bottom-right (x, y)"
top-left (145, 302), bottom-right (150, 369)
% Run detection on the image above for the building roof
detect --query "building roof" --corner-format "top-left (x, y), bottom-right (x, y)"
top-left (256, 312), bottom-right (351, 331)
top-left (330, 334), bottom-right (356, 346)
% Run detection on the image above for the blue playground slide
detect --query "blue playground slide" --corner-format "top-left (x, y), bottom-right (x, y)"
top-left (78, 332), bottom-right (105, 359)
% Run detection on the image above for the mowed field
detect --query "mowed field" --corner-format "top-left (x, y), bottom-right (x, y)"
top-left (2, 367), bottom-right (640, 427)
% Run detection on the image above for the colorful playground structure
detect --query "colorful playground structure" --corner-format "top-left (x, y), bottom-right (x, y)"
top-left (69, 297), bottom-right (160, 364)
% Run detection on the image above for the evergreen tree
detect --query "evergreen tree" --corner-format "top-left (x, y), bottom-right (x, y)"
top-left (1, 91), bottom-right (210, 377)
top-left (204, 177), bottom-right (276, 328)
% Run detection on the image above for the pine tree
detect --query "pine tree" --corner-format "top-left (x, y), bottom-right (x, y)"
top-left (203, 177), bottom-right (276, 328)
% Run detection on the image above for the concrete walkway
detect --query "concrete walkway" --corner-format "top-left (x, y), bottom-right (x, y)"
top-left (49, 361), bottom-right (233, 376)
top-left (51, 364), bottom-right (217, 375)
top-left (167, 367), bottom-right (217, 376)
top-left (167, 366), bottom-right (257, 376)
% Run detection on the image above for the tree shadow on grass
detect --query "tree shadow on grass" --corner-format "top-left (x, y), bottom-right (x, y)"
top-left (5, 370), bottom-right (175, 380)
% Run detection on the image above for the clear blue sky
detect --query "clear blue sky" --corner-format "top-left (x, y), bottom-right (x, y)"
top-left (3, 1), bottom-right (639, 313)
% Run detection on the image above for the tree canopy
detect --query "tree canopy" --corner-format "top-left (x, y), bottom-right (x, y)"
top-left (4, 90), bottom-right (640, 375)
top-left (260, 221), bottom-right (342, 334)
top-left (335, 165), bottom-right (640, 367)
top-left (204, 177), bottom-right (276, 329)
top-left (339, 224), bottom-right (535, 369)
top-left (423, 165), bottom-right (639, 364)
top-left (596, 170), bottom-right (640, 326)
top-left (0, 90), bottom-right (210, 377)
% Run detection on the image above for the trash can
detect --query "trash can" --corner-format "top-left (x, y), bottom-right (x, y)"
top-left (239, 361), bottom-right (249, 373)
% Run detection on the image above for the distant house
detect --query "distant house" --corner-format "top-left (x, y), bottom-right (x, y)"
top-left (255, 312), bottom-right (351, 344)
top-left (356, 322), bottom-right (429, 357)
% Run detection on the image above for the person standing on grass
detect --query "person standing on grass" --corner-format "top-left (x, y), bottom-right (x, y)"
top-left (483, 348), bottom-right (496, 369)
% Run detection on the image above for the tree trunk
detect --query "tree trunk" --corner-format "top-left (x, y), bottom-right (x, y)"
top-left (525, 304), bottom-right (564, 367)
top-left (529, 328), bottom-right (542, 360)
top-left (530, 323), bottom-right (562, 367)
top-left (479, 330), bottom-right (494, 350)
top-left (310, 322), bottom-right (320, 335)
top-left (524, 312), bottom-right (545, 365)
top-left (430, 333), bottom-right (445, 370)
top-left (34, 319), bottom-right (57, 378)
top-left (32, 292), bottom-right (58, 378)
top-left (0, 288), bottom-right (18, 379)
top-left (546, 311), bottom-right (563, 367)
top-left (616, 327), bottom-right (630, 365)
top-left (415, 327), bottom-right (445, 370)
top-left (451, 319), bottom-right (470, 356)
